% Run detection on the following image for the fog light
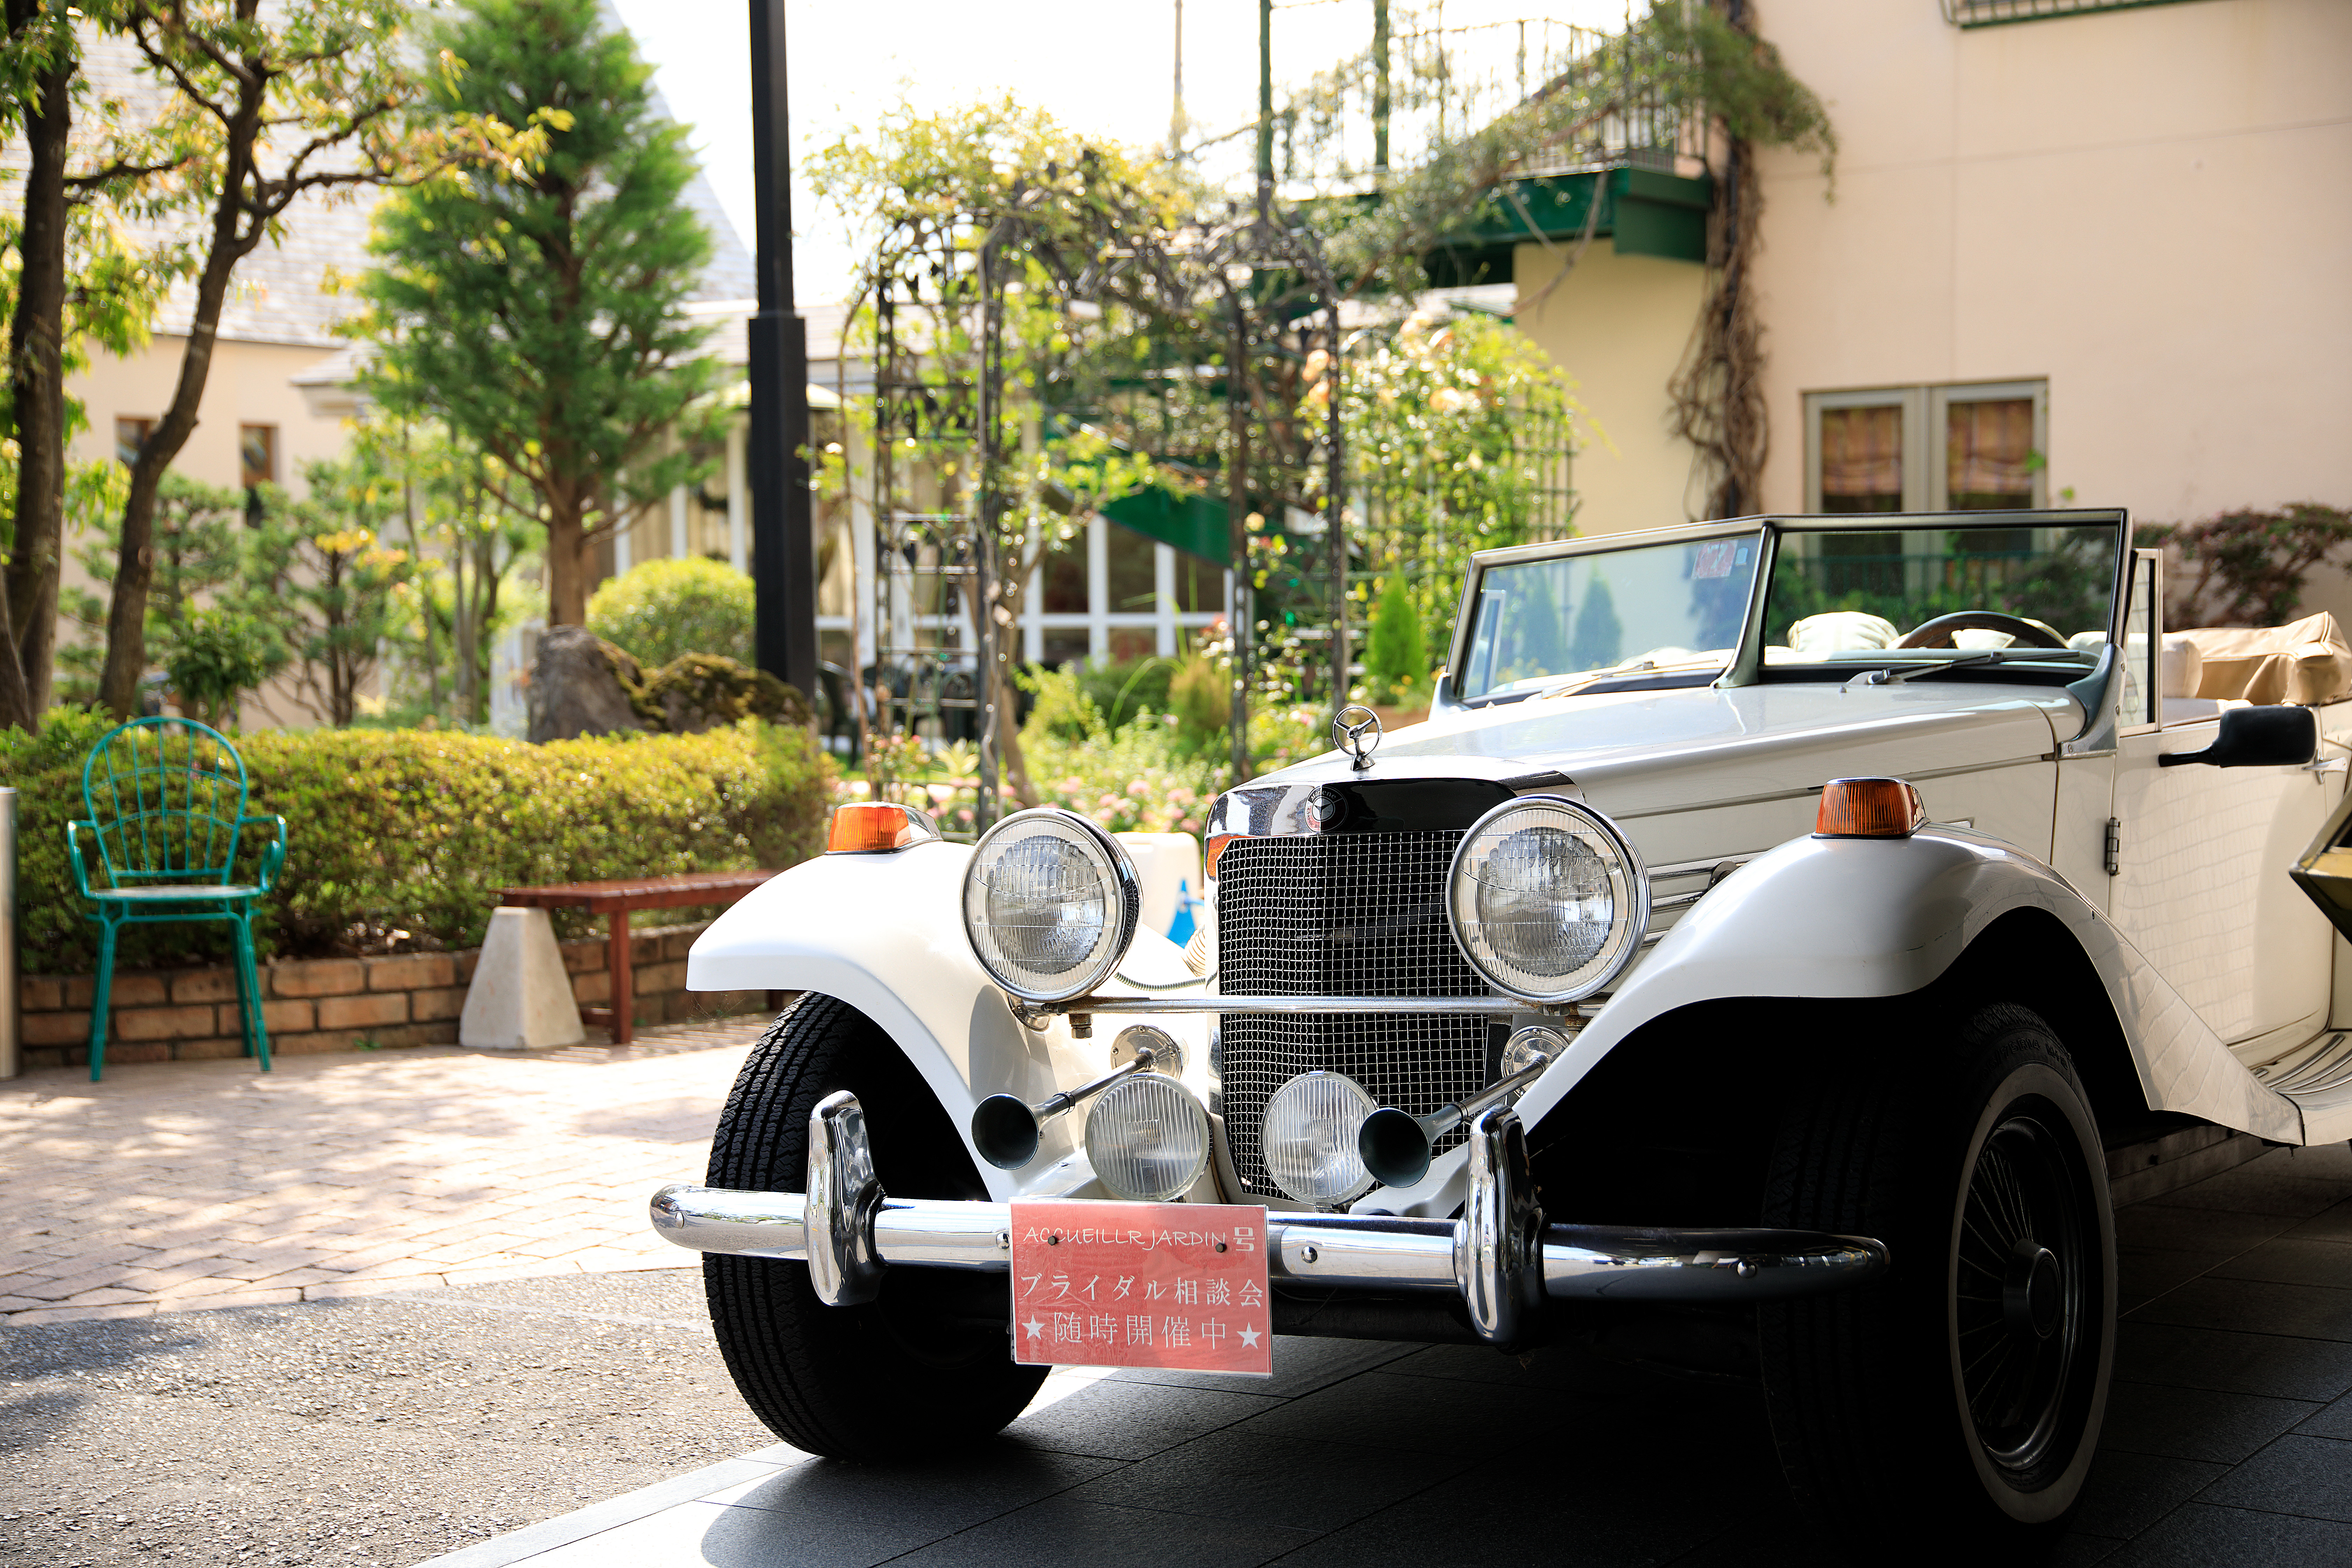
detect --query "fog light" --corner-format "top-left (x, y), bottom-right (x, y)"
top-left (1083, 1073), bottom-right (1211, 1203)
top-left (1261, 1071), bottom-right (1377, 1207)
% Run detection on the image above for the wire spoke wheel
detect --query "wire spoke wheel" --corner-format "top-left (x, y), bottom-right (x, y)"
top-left (1953, 1109), bottom-right (2088, 1476)
top-left (1762, 1000), bottom-right (2115, 1543)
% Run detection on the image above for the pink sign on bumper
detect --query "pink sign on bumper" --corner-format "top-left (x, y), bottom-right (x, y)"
top-left (1008, 1200), bottom-right (1273, 1376)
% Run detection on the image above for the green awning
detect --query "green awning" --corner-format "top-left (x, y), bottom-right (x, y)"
top-left (1424, 164), bottom-right (1713, 287)
top-left (1100, 484), bottom-right (1232, 567)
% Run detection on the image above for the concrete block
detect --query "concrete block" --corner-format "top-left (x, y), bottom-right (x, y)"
top-left (569, 970), bottom-right (610, 1006)
top-left (559, 940), bottom-right (604, 975)
top-left (261, 999), bottom-right (315, 1034)
top-left (271, 959), bottom-right (364, 999)
top-left (170, 968), bottom-right (241, 1005)
top-left (20, 977), bottom-right (63, 1012)
top-left (453, 950), bottom-right (481, 983)
top-left (662, 928), bottom-right (701, 960)
top-left (114, 1004), bottom-right (219, 1043)
top-left (61, 977), bottom-right (93, 1008)
top-left (107, 974), bottom-right (169, 1009)
top-left (629, 931), bottom-right (663, 965)
top-left (169, 1038), bottom-right (241, 1062)
top-left (1117, 832), bottom-right (1206, 943)
top-left (214, 1002), bottom-right (267, 1037)
top-left (410, 986), bottom-right (467, 1022)
top-left (317, 992), bottom-right (408, 1031)
top-left (632, 960), bottom-right (687, 996)
top-left (106, 1042), bottom-right (174, 1064)
top-left (366, 953), bottom-right (454, 992)
top-left (460, 907), bottom-right (585, 1050)
top-left (23, 1011), bottom-right (92, 1046)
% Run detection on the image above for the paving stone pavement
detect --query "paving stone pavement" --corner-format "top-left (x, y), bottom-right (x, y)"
top-left (0, 1017), bottom-right (771, 1326)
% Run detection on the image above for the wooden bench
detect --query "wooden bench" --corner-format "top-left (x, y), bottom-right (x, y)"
top-left (499, 868), bottom-right (778, 1044)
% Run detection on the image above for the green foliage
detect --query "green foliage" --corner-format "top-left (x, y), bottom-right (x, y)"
top-left (2140, 504), bottom-right (2352, 630)
top-left (356, 0), bottom-right (727, 623)
top-left (1326, 309), bottom-right (1586, 668)
top-left (166, 610), bottom-right (289, 730)
top-left (1312, 4), bottom-right (1837, 295)
top-left (1365, 576), bottom-right (1426, 702)
top-left (61, 472), bottom-right (245, 700)
top-left (246, 460), bottom-right (418, 727)
top-left (587, 557), bottom-right (756, 667)
top-left (8, 718), bottom-right (832, 976)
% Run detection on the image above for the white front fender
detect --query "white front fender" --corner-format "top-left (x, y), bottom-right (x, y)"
top-left (687, 844), bottom-right (1211, 1197)
top-left (1512, 827), bottom-right (2302, 1145)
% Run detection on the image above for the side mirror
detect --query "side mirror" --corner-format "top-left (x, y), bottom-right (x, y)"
top-left (2159, 705), bottom-right (2318, 769)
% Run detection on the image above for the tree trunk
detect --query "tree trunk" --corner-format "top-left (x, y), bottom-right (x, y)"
top-left (544, 500), bottom-right (589, 626)
top-left (96, 134), bottom-right (252, 718)
top-left (2, 21), bottom-right (72, 722)
top-left (0, 561), bottom-right (31, 731)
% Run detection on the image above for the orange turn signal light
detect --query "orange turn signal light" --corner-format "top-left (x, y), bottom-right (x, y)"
top-left (1205, 833), bottom-right (1239, 880)
top-left (1814, 777), bottom-right (1927, 839)
top-left (827, 802), bottom-right (941, 854)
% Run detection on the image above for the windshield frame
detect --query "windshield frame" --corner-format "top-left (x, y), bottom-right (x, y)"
top-left (1445, 507), bottom-right (2133, 704)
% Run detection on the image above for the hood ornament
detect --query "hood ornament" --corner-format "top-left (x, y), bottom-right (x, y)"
top-left (1332, 705), bottom-right (1382, 772)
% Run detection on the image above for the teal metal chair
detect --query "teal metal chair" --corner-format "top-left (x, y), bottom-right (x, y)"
top-left (66, 718), bottom-right (286, 1081)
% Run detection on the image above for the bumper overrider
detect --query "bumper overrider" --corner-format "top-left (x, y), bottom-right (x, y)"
top-left (650, 1091), bottom-right (1889, 1348)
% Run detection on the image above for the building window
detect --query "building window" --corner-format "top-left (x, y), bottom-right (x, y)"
top-left (116, 416), bottom-right (155, 467)
top-left (239, 424), bottom-right (277, 490)
top-left (1804, 380), bottom-right (2047, 513)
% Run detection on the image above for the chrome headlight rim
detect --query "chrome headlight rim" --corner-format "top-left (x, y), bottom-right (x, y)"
top-left (1446, 793), bottom-right (1649, 1004)
top-left (960, 807), bottom-right (1142, 1004)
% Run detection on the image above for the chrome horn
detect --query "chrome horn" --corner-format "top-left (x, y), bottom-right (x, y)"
top-left (1357, 1044), bottom-right (1555, 1190)
top-left (969, 1046), bottom-right (1160, 1170)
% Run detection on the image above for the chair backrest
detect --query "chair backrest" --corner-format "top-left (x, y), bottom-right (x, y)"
top-left (80, 718), bottom-right (249, 890)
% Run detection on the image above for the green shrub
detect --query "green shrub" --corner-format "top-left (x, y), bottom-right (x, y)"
top-left (1077, 657), bottom-right (1175, 732)
top-left (5, 716), bottom-right (831, 975)
top-left (1365, 575), bottom-right (1427, 702)
top-left (587, 557), bottom-right (756, 667)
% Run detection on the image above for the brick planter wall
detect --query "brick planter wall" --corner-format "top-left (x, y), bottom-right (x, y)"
top-left (16, 920), bottom-right (768, 1072)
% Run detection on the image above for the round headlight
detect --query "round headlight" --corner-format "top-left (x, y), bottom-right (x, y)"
top-left (962, 809), bottom-right (1140, 1002)
top-left (1261, 1071), bottom-right (1377, 1207)
top-left (1084, 1073), bottom-right (1211, 1203)
top-left (1448, 796), bottom-right (1648, 1003)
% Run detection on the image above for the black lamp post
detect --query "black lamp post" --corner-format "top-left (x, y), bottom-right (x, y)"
top-left (748, 0), bottom-right (818, 698)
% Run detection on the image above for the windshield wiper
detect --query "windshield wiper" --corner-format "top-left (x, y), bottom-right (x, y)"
top-left (1843, 652), bottom-right (2005, 690)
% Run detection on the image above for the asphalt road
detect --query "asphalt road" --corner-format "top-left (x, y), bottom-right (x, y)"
top-left (0, 1268), bottom-right (769, 1568)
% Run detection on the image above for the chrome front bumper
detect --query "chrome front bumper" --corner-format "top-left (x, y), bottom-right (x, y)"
top-left (651, 1092), bottom-right (1888, 1347)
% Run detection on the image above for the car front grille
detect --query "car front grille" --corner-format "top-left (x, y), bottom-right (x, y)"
top-left (1216, 832), bottom-right (1489, 1200)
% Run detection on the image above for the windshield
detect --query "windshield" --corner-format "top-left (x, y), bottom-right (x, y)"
top-left (1457, 533), bottom-right (1761, 701)
top-left (1764, 520), bottom-right (2119, 672)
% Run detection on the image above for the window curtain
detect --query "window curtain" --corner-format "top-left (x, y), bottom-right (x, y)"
top-left (1820, 405), bottom-right (1903, 511)
top-left (1947, 398), bottom-right (2035, 507)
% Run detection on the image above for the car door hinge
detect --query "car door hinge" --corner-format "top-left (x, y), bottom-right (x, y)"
top-left (2104, 818), bottom-right (2121, 877)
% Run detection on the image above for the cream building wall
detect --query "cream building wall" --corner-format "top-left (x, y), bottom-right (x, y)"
top-left (1510, 244), bottom-right (1707, 539)
top-left (69, 336), bottom-right (350, 497)
top-left (1746, 0), bottom-right (2352, 530)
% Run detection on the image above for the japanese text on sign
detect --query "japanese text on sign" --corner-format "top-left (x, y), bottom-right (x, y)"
top-left (1009, 1200), bottom-right (1272, 1376)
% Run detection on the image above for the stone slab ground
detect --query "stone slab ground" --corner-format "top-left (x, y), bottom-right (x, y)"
top-left (0, 1018), bottom-right (769, 1322)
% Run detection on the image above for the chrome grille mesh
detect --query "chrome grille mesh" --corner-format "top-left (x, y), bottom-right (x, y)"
top-left (1217, 832), bottom-right (1488, 1199)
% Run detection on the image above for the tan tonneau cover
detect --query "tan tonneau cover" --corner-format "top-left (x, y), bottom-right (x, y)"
top-left (2179, 612), bottom-right (2352, 707)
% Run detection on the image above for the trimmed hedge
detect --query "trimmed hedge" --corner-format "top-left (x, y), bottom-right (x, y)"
top-left (4, 713), bottom-right (832, 975)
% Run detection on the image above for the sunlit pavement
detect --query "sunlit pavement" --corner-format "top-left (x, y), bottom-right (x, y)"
top-left (418, 1144), bottom-right (2352, 1568)
top-left (0, 1019), bottom-right (769, 1324)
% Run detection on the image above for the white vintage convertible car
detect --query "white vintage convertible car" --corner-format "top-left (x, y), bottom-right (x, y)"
top-left (651, 507), bottom-right (2352, 1545)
